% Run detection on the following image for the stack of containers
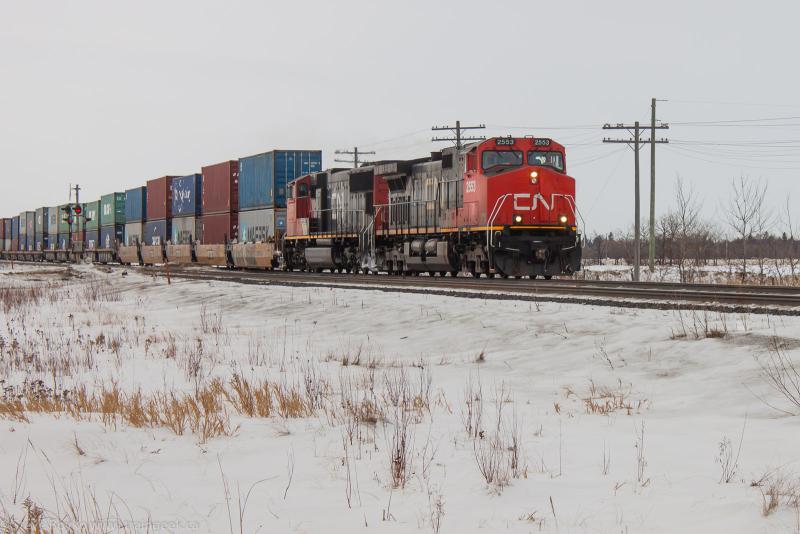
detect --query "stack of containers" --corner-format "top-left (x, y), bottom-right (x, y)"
top-left (19, 211), bottom-right (35, 251)
top-left (171, 174), bottom-right (202, 244)
top-left (11, 216), bottom-right (20, 251)
top-left (145, 176), bottom-right (175, 246)
top-left (0, 218), bottom-right (8, 251)
top-left (56, 204), bottom-right (71, 249)
top-left (100, 192), bottom-right (125, 249)
top-left (124, 186), bottom-right (147, 246)
top-left (84, 200), bottom-right (101, 250)
top-left (238, 150), bottom-right (322, 242)
top-left (201, 161), bottom-right (239, 243)
top-left (35, 207), bottom-right (49, 251)
top-left (47, 207), bottom-right (59, 249)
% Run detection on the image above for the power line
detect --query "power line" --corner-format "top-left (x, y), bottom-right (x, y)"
top-left (672, 115), bottom-right (800, 125)
top-left (334, 147), bottom-right (375, 168)
top-left (432, 121), bottom-right (485, 150)
top-left (357, 129), bottom-right (429, 148)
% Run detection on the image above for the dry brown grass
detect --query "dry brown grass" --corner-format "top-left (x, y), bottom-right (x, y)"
top-left (580, 380), bottom-right (648, 416)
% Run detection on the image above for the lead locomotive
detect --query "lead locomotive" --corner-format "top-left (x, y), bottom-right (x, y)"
top-left (284, 137), bottom-right (581, 278)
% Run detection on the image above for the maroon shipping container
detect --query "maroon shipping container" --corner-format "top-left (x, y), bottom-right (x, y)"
top-left (0, 218), bottom-right (6, 239)
top-left (146, 176), bottom-right (176, 220)
top-left (201, 161), bottom-right (239, 214)
top-left (200, 212), bottom-right (238, 244)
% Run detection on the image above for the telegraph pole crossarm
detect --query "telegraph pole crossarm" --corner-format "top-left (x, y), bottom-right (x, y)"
top-left (335, 147), bottom-right (376, 168)
top-left (432, 120), bottom-right (486, 150)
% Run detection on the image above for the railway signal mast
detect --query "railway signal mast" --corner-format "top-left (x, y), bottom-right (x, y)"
top-left (602, 111), bottom-right (668, 282)
top-left (431, 121), bottom-right (486, 149)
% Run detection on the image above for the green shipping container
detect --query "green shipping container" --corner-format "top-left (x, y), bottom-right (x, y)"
top-left (100, 192), bottom-right (126, 227)
top-left (57, 204), bottom-right (71, 234)
top-left (84, 200), bottom-right (100, 231)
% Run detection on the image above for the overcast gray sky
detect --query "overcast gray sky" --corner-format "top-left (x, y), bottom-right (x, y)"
top-left (2, 0), bottom-right (800, 235)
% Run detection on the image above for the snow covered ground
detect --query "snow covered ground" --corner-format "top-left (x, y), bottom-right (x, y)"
top-left (0, 262), bottom-right (799, 533)
top-left (582, 260), bottom-right (800, 285)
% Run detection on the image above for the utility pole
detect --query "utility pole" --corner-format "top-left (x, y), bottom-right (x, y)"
top-left (649, 98), bottom-right (669, 271)
top-left (431, 120), bottom-right (486, 150)
top-left (603, 121), bottom-right (668, 282)
top-left (335, 147), bottom-right (375, 168)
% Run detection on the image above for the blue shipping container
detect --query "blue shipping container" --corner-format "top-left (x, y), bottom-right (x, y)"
top-left (100, 225), bottom-right (125, 249)
top-left (144, 219), bottom-right (171, 246)
top-left (11, 216), bottom-right (19, 239)
top-left (238, 150), bottom-right (322, 210)
top-left (172, 174), bottom-right (202, 217)
top-left (85, 230), bottom-right (100, 250)
top-left (125, 186), bottom-right (147, 222)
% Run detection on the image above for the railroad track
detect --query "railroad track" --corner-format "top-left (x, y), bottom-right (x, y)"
top-left (5, 260), bottom-right (800, 315)
top-left (133, 265), bottom-right (800, 316)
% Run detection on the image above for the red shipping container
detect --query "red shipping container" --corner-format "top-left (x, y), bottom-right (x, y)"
top-left (200, 212), bottom-right (238, 244)
top-left (201, 161), bottom-right (239, 214)
top-left (0, 219), bottom-right (6, 240)
top-left (146, 176), bottom-right (176, 220)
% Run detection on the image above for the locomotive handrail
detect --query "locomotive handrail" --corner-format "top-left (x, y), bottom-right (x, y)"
top-left (486, 193), bottom-right (512, 247)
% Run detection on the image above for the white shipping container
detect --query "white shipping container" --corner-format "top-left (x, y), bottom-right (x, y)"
top-left (238, 208), bottom-right (286, 243)
top-left (124, 222), bottom-right (144, 247)
top-left (171, 216), bottom-right (200, 244)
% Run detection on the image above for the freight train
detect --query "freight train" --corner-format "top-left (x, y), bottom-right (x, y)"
top-left (0, 138), bottom-right (582, 278)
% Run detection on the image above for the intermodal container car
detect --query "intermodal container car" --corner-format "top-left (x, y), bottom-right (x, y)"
top-left (146, 176), bottom-right (176, 220)
top-left (172, 174), bottom-right (202, 217)
top-left (239, 208), bottom-right (286, 242)
top-left (101, 193), bottom-right (126, 227)
top-left (202, 160), bottom-right (239, 214)
top-left (239, 150), bottom-right (322, 211)
top-left (11, 216), bottom-right (20, 240)
top-left (200, 212), bottom-right (238, 244)
top-left (125, 187), bottom-right (147, 222)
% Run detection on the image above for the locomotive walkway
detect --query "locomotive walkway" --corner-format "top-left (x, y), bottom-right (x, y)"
top-left (139, 265), bottom-right (800, 316)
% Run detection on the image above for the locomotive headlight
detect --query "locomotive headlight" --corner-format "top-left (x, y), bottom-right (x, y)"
top-left (559, 215), bottom-right (568, 224)
top-left (530, 171), bottom-right (538, 184)
top-left (514, 214), bottom-right (523, 224)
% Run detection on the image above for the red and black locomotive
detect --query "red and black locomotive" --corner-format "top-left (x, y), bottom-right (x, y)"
top-left (285, 137), bottom-right (581, 278)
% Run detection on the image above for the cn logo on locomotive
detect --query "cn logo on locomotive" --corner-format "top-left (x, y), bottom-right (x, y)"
top-left (512, 193), bottom-right (550, 211)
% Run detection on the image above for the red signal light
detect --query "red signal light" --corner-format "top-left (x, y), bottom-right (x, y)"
top-left (73, 205), bottom-right (82, 215)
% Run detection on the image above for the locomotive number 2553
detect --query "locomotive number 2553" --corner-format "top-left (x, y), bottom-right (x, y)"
top-left (466, 180), bottom-right (476, 193)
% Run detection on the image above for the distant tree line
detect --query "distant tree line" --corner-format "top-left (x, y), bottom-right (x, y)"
top-left (583, 176), bottom-right (799, 283)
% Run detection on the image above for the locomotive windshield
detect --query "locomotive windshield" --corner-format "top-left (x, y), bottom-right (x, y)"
top-left (528, 151), bottom-right (565, 172)
top-left (482, 150), bottom-right (523, 173)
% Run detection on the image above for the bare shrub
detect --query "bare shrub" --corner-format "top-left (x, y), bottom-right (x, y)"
top-left (717, 416), bottom-right (746, 484)
top-left (387, 408), bottom-right (414, 489)
top-left (751, 470), bottom-right (800, 516)
top-left (635, 422), bottom-right (649, 487)
top-left (461, 374), bottom-right (483, 439)
top-left (757, 339), bottom-right (800, 414)
top-left (473, 435), bottom-right (510, 488)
